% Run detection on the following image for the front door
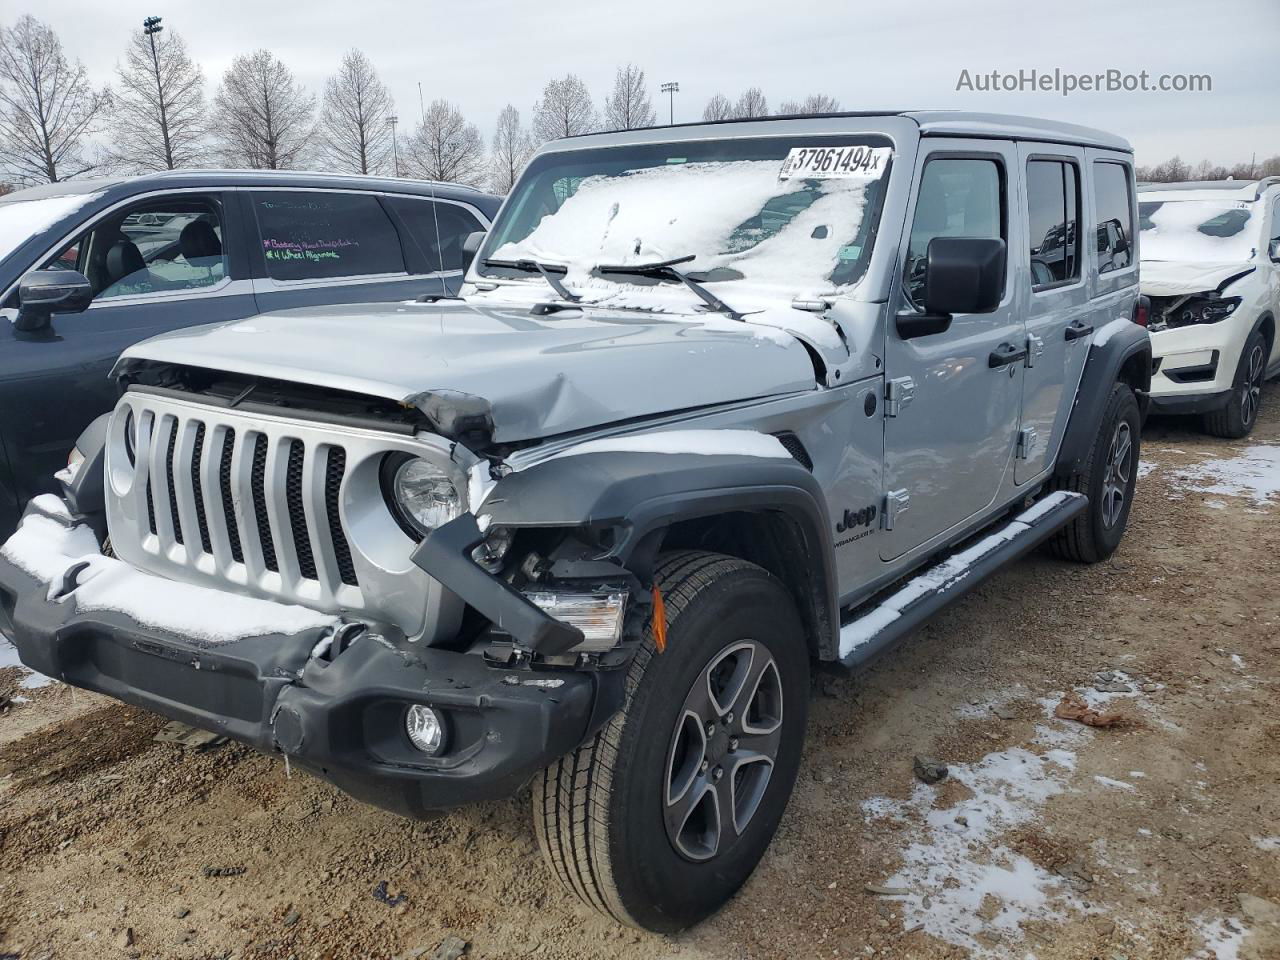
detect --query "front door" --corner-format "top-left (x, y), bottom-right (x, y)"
top-left (0, 191), bottom-right (254, 507)
top-left (881, 142), bottom-right (1026, 560)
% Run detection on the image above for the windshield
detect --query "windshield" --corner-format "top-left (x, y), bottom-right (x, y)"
top-left (0, 192), bottom-right (102, 265)
top-left (1138, 198), bottom-right (1260, 263)
top-left (478, 134), bottom-right (892, 300)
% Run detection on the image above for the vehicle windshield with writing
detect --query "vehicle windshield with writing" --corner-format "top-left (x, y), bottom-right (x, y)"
top-left (0, 113), bottom-right (1150, 932)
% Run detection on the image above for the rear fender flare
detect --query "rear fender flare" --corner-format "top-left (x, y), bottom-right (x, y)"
top-left (1056, 323), bottom-right (1151, 479)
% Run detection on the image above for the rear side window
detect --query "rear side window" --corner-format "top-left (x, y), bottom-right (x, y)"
top-left (388, 198), bottom-right (485, 273)
top-left (253, 192), bottom-right (405, 282)
top-left (1026, 159), bottom-right (1081, 289)
top-left (1093, 162), bottom-right (1134, 274)
top-left (905, 157), bottom-right (1003, 306)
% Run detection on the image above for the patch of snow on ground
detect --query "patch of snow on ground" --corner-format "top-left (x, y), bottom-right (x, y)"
top-left (1138, 459), bottom-right (1157, 479)
top-left (861, 747), bottom-right (1082, 955)
top-left (1251, 836), bottom-right (1280, 851)
top-left (1190, 916), bottom-right (1250, 960)
top-left (1170, 445), bottom-right (1280, 505)
top-left (1094, 775), bottom-right (1138, 792)
top-left (0, 634), bottom-right (55, 688)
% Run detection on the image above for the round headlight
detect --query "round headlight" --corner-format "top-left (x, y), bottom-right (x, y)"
top-left (391, 457), bottom-right (461, 536)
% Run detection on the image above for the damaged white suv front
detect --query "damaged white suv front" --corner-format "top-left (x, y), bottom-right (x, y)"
top-left (1139, 178), bottom-right (1280, 437)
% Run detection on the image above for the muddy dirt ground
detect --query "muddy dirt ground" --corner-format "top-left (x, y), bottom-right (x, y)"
top-left (1, 394), bottom-right (1278, 960)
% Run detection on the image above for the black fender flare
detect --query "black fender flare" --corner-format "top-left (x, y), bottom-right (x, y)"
top-left (480, 451), bottom-right (840, 658)
top-left (1056, 323), bottom-right (1152, 479)
top-left (62, 412), bottom-right (111, 522)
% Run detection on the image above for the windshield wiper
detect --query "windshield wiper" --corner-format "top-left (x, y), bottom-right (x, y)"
top-left (483, 258), bottom-right (580, 303)
top-left (594, 255), bottom-right (743, 321)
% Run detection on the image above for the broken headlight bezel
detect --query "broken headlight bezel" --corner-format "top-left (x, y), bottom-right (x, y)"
top-left (1174, 295), bottom-right (1241, 327)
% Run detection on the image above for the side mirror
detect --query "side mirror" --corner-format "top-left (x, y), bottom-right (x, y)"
top-left (923, 236), bottom-right (1006, 316)
top-left (1269, 238), bottom-right (1280, 263)
top-left (15, 270), bottom-right (93, 332)
top-left (461, 230), bottom-right (486, 273)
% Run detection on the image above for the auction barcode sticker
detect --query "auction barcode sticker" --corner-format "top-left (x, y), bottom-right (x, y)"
top-left (779, 145), bottom-right (891, 180)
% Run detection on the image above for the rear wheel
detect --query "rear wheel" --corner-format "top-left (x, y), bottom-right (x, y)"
top-left (533, 551), bottom-right (810, 932)
top-left (1048, 382), bottom-right (1140, 563)
top-left (1203, 329), bottom-right (1267, 439)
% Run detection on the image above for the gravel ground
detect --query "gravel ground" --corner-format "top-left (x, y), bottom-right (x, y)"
top-left (1, 391), bottom-right (1278, 960)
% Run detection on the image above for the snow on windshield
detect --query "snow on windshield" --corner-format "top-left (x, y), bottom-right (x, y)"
top-left (0, 192), bottom-right (102, 264)
top-left (491, 160), bottom-right (875, 298)
top-left (1139, 199), bottom-right (1259, 263)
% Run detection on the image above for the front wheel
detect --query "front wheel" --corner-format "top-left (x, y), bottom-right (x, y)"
top-left (1048, 381), bottom-right (1141, 563)
top-left (533, 551), bottom-right (810, 932)
top-left (1203, 329), bottom-right (1267, 439)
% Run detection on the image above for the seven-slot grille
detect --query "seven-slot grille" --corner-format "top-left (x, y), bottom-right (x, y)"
top-left (131, 407), bottom-right (359, 593)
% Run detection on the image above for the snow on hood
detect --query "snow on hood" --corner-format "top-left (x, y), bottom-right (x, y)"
top-left (1139, 260), bottom-right (1255, 297)
top-left (0, 191), bottom-right (102, 264)
top-left (1139, 198), bottom-right (1259, 265)
top-left (491, 159), bottom-right (876, 300)
top-left (116, 300), bottom-right (819, 442)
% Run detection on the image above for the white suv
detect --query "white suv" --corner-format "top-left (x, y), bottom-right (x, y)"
top-left (1139, 178), bottom-right (1280, 437)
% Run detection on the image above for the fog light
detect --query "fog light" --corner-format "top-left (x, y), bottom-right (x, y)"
top-left (405, 705), bottom-right (445, 754)
top-left (524, 590), bottom-right (627, 652)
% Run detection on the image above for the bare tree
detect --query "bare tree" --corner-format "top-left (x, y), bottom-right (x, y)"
top-left (319, 49), bottom-right (394, 175)
top-left (532, 74), bottom-right (597, 143)
top-left (211, 50), bottom-right (315, 169)
top-left (489, 104), bottom-right (533, 194)
top-left (603, 63), bottom-right (656, 131)
top-left (732, 87), bottom-right (769, 120)
top-left (402, 98), bottom-right (486, 186)
top-left (702, 93), bottom-right (733, 122)
top-left (777, 93), bottom-right (841, 116)
top-left (108, 21), bottom-right (205, 172)
top-left (0, 15), bottom-right (111, 183)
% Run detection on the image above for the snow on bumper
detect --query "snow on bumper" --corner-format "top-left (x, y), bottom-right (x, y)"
top-left (0, 494), bottom-right (337, 646)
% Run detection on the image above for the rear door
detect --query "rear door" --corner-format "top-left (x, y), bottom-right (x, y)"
top-left (1015, 144), bottom-right (1090, 482)
top-left (881, 141), bottom-right (1026, 560)
top-left (0, 190), bottom-right (254, 507)
top-left (245, 190), bottom-right (487, 311)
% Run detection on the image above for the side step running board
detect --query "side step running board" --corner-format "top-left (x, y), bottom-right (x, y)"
top-left (838, 490), bottom-right (1088, 668)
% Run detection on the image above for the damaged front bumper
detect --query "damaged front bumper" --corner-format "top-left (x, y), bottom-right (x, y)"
top-left (0, 499), bottom-right (607, 818)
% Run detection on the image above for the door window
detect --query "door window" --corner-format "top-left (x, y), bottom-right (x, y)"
top-left (1026, 160), bottom-right (1081, 288)
top-left (388, 198), bottom-right (485, 273)
top-left (43, 197), bottom-right (228, 301)
top-left (253, 192), bottom-right (405, 282)
top-left (1093, 161), bottom-right (1134, 273)
top-left (905, 158), bottom-right (1003, 306)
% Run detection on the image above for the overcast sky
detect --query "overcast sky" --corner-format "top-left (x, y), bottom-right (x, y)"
top-left (24, 0), bottom-right (1280, 167)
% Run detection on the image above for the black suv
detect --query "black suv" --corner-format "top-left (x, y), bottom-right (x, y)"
top-left (0, 171), bottom-right (499, 536)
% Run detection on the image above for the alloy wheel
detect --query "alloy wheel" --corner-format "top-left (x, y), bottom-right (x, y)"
top-left (1101, 419), bottom-right (1133, 530)
top-left (1241, 342), bottom-right (1265, 427)
top-left (663, 640), bottom-right (784, 862)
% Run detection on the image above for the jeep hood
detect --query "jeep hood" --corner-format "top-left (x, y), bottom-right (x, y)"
top-left (116, 301), bottom-right (819, 442)
top-left (1139, 260), bottom-right (1255, 297)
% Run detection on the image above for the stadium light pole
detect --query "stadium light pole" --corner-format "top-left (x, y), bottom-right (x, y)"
top-left (660, 81), bottom-right (679, 125)
top-left (142, 17), bottom-right (175, 169)
top-left (388, 115), bottom-right (399, 176)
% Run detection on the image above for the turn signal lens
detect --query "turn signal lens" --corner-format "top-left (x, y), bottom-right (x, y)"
top-left (524, 590), bottom-right (627, 652)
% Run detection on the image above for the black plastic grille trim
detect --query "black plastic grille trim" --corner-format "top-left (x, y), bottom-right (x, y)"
top-left (165, 419), bottom-right (183, 545)
top-left (191, 422), bottom-right (212, 554)
top-left (219, 429), bottom-right (244, 564)
top-left (325, 447), bottom-right (358, 587)
top-left (250, 434), bottom-right (278, 572)
top-left (286, 440), bottom-right (318, 581)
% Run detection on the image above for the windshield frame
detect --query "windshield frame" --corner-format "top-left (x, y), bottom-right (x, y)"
top-left (475, 133), bottom-right (894, 295)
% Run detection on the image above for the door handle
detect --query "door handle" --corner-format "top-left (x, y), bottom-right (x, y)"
top-left (988, 342), bottom-right (1028, 368)
top-left (1064, 320), bottom-right (1094, 342)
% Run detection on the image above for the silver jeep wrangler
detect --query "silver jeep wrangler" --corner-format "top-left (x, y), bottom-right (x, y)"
top-left (0, 112), bottom-right (1150, 931)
